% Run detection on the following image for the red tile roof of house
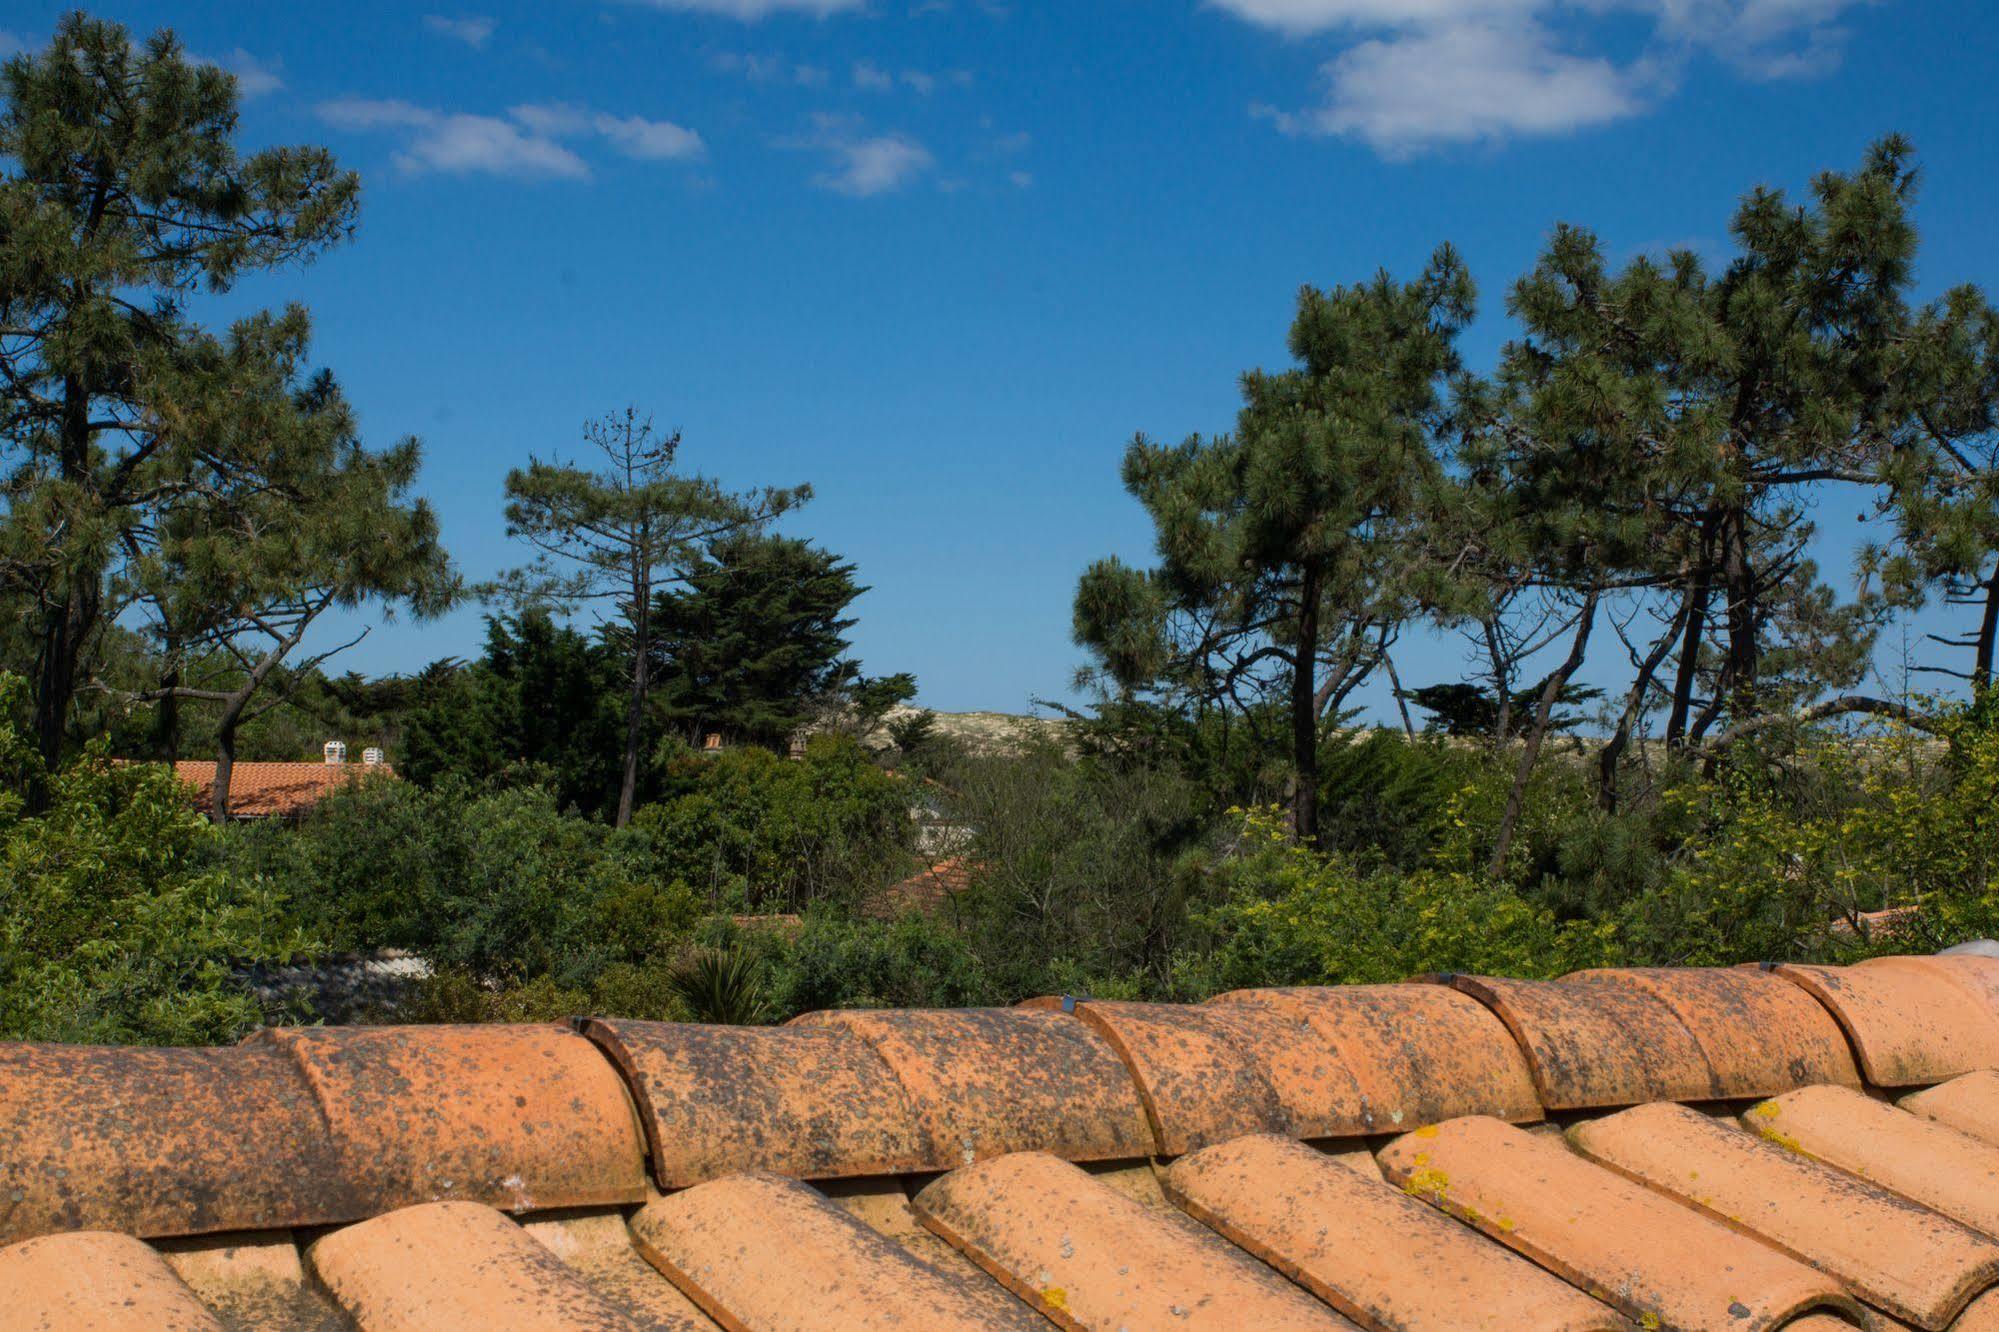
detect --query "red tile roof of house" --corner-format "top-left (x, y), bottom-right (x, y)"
top-left (169, 759), bottom-right (394, 818)
top-left (861, 856), bottom-right (975, 920)
top-left (8, 952), bottom-right (1999, 1328)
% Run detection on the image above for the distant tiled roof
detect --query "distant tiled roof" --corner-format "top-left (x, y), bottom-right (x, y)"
top-left (8, 952), bottom-right (1999, 1328)
top-left (169, 759), bottom-right (394, 818)
top-left (861, 856), bottom-right (975, 920)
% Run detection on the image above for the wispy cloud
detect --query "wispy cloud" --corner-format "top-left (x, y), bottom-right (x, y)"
top-left (625, 0), bottom-right (862, 17)
top-left (712, 51), bottom-right (829, 85)
top-left (200, 48), bottom-right (284, 98)
top-left (1215, 0), bottom-right (1871, 156)
top-left (424, 15), bottom-right (498, 48)
top-left (782, 113), bottom-right (933, 196)
top-left (319, 98), bottom-right (704, 179)
top-left (852, 60), bottom-right (895, 91)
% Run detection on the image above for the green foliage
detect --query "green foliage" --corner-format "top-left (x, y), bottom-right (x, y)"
top-left (0, 678), bottom-right (301, 1043)
top-left (667, 946), bottom-right (775, 1025)
top-left (757, 914), bottom-right (989, 1015)
top-left (637, 735), bottom-right (912, 915)
top-left (650, 533), bottom-right (867, 745)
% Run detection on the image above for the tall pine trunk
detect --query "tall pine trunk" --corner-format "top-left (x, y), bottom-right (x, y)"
top-left (35, 373), bottom-right (99, 775)
top-left (211, 703), bottom-right (244, 823)
top-left (1975, 571), bottom-right (1998, 696)
top-left (1491, 589), bottom-right (1597, 875)
top-left (1718, 502), bottom-right (1759, 723)
top-left (616, 581), bottom-right (650, 828)
top-left (1664, 509), bottom-right (1717, 750)
top-left (1288, 569), bottom-right (1322, 845)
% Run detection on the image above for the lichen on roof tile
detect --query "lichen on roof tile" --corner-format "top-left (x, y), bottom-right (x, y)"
top-left (1572, 1099), bottom-right (1999, 1329)
top-left (1900, 1069), bottom-right (1999, 1148)
top-left (630, 1170), bottom-right (1043, 1330)
top-left (1067, 999), bottom-right (1296, 1155)
top-left (1165, 1133), bottom-right (1627, 1331)
top-left (790, 1006), bottom-right (1154, 1168)
top-left (913, 1150), bottom-right (1356, 1330)
top-left (1377, 1115), bottom-right (1871, 1331)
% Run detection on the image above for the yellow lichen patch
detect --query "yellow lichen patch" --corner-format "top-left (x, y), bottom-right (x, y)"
top-left (1401, 1165), bottom-right (1451, 1205)
top-left (1041, 1286), bottom-right (1068, 1312)
top-left (1412, 1124), bottom-right (1440, 1139)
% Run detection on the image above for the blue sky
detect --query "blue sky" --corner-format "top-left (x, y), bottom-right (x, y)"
top-left (7, 1), bottom-right (1998, 718)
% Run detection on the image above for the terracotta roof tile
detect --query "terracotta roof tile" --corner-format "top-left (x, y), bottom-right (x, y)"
top-left (246, 1024), bottom-right (647, 1216)
top-left (1165, 1133), bottom-right (1626, 1330)
top-left (307, 1201), bottom-right (647, 1330)
top-left (790, 1007), bottom-right (1154, 1168)
top-left (0, 1230), bottom-right (224, 1331)
top-left (913, 1150), bottom-right (1354, 1329)
top-left (629, 1170), bottom-right (1043, 1330)
top-left (578, 1017), bottom-right (929, 1188)
top-left (1211, 982), bottom-right (1543, 1132)
top-left (1900, 1069), bottom-right (1999, 1147)
top-left (1771, 956), bottom-right (1999, 1086)
top-left (1431, 971), bottom-right (1739, 1108)
top-left (861, 856), bottom-right (975, 920)
top-left (14, 949), bottom-right (1999, 1328)
top-left (1376, 1115), bottom-right (1870, 1331)
top-left (1744, 1084), bottom-right (1999, 1238)
top-left (1572, 1099), bottom-right (1999, 1328)
top-left (1567, 965), bottom-right (1863, 1095)
top-left (169, 759), bottom-right (393, 818)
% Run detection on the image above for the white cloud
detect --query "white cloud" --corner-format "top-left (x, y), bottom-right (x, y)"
top-left (199, 48), bottom-right (284, 98)
top-left (1008, 169), bottom-right (1032, 188)
top-left (712, 51), bottom-right (828, 84)
top-left (320, 98), bottom-right (705, 177)
top-left (1216, 0), bottom-right (1870, 155)
top-left (783, 114), bottom-right (933, 196)
top-left (853, 60), bottom-right (895, 91)
top-left (593, 112), bottom-right (707, 160)
top-left (626, 0), bottom-right (862, 16)
top-left (424, 15), bottom-right (498, 48)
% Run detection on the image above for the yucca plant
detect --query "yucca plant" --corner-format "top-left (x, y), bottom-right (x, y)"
top-left (668, 946), bottom-right (775, 1026)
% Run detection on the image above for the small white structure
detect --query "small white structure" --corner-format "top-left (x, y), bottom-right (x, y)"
top-left (362, 747), bottom-right (385, 766)
top-left (323, 740), bottom-right (347, 765)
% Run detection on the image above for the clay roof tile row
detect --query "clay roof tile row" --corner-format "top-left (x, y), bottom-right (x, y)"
top-left (7, 949), bottom-right (1999, 1329)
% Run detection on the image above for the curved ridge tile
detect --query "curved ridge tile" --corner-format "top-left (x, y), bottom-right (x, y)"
top-left (1377, 1115), bottom-right (1870, 1332)
top-left (159, 1232), bottom-right (349, 1332)
top-left (1900, 1070), bottom-right (1999, 1148)
top-left (579, 1018), bottom-right (927, 1188)
top-left (913, 1151), bottom-right (1353, 1330)
top-left (1565, 966), bottom-right (1861, 1096)
top-left (1165, 1134), bottom-right (1626, 1331)
top-left (1432, 973), bottom-right (1720, 1109)
top-left (523, 1213), bottom-right (718, 1331)
top-left (1771, 958), bottom-right (1999, 1087)
top-left (1573, 1100), bottom-right (1999, 1330)
top-left (0, 1041), bottom-right (346, 1244)
top-left (1069, 1001), bottom-right (1295, 1155)
top-left (1744, 1084), bottom-right (1999, 1238)
top-left (308, 1201), bottom-right (646, 1331)
top-left (791, 1007), bottom-right (1153, 1169)
top-left (0, 1230), bottom-right (224, 1331)
top-left (249, 1024), bottom-right (647, 1215)
top-left (1212, 983), bottom-right (1542, 1131)
top-left (630, 1170), bottom-right (1042, 1331)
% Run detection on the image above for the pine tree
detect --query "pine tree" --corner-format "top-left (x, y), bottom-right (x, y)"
top-left (0, 15), bottom-right (359, 770)
top-left (1074, 247), bottom-right (1474, 842)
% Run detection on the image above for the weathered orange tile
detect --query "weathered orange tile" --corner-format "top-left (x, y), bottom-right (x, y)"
top-left (523, 1211), bottom-right (718, 1330)
top-left (1745, 1084), bottom-right (1999, 1238)
top-left (157, 1231), bottom-right (348, 1332)
top-left (1956, 1288), bottom-right (1999, 1331)
top-left (249, 1023), bottom-right (647, 1215)
top-left (1165, 1133), bottom-right (1627, 1330)
top-left (1432, 973), bottom-right (1722, 1108)
top-left (0, 1230), bottom-right (224, 1331)
top-left (1901, 1070), bottom-right (1999, 1148)
top-left (1572, 1099), bottom-right (1999, 1329)
top-left (791, 1008), bottom-right (1153, 1169)
top-left (0, 1041), bottom-right (344, 1243)
top-left (912, 1150), bottom-right (1354, 1330)
top-left (308, 1201), bottom-right (645, 1331)
top-left (1211, 983), bottom-right (1543, 1133)
top-left (814, 1177), bottom-right (1051, 1323)
top-left (630, 1170), bottom-right (1043, 1330)
top-left (1772, 958), bottom-right (1999, 1087)
top-left (1068, 1000), bottom-right (1294, 1154)
top-left (1376, 1115), bottom-right (1870, 1331)
top-left (1566, 966), bottom-right (1862, 1095)
top-left (578, 1018), bottom-right (927, 1188)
